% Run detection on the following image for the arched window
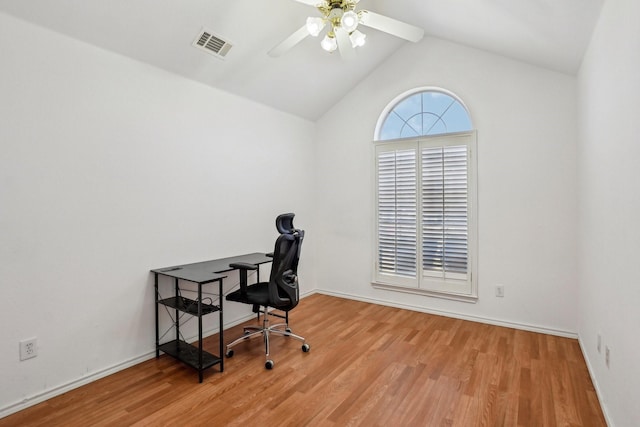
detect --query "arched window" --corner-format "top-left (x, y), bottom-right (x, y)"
top-left (373, 88), bottom-right (477, 301)
top-left (377, 89), bottom-right (472, 140)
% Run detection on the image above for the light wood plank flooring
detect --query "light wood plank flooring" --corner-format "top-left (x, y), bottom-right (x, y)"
top-left (0, 294), bottom-right (606, 426)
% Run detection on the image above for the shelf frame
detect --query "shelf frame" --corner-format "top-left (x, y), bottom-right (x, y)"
top-left (153, 272), bottom-right (225, 383)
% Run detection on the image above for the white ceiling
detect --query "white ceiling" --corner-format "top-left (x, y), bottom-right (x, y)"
top-left (0, 0), bottom-right (603, 121)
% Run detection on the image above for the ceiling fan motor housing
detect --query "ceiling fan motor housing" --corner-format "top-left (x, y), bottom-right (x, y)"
top-left (321, 0), bottom-right (359, 29)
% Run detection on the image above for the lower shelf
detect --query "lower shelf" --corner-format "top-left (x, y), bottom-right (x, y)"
top-left (158, 340), bottom-right (222, 371)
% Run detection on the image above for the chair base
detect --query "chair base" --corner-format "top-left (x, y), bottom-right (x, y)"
top-left (225, 308), bottom-right (308, 369)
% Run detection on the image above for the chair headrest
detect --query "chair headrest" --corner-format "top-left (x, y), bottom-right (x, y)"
top-left (276, 213), bottom-right (296, 234)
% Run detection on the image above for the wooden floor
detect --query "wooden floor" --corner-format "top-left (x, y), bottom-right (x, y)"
top-left (1, 294), bottom-right (605, 427)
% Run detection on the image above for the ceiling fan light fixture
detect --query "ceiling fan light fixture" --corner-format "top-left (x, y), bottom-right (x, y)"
top-left (340, 10), bottom-right (359, 32)
top-left (321, 33), bottom-right (338, 52)
top-left (269, 0), bottom-right (424, 58)
top-left (306, 16), bottom-right (326, 37)
top-left (350, 29), bottom-right (366, 48)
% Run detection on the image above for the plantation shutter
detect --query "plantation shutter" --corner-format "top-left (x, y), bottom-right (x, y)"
top-left (421, 145), bottom-right (469, 278)
top-left (377, 148), bottom-right (417, 278)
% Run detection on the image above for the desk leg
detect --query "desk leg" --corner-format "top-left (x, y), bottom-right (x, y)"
top-left (155, 273), bottom-right (159, 358)
top-left (174, 278), bottom-right (180, 345)
top-left (219, 278), bottom-right (224, 372)
top-left (198, 283), bottom-right (203, 383)
top-left (256, 266), bottom-right (261, 322)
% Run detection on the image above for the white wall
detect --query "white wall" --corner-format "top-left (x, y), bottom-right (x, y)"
top-left (0, 12), bottom-right (316, 415)
top-left (577, 0), bottom-right (640, 425)
top-left (315, 37), bottom-right (579, 335)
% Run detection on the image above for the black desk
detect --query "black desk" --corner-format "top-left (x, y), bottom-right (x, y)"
top-left (157, 252), bottom-right (274, 276)
top-left (151, 252), bottom-right (272, 382)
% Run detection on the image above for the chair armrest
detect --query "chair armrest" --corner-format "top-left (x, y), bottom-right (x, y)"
top-left (229, 262), bottom-right (259, 271)
top-left (230, 262), bottom-right (258, 298)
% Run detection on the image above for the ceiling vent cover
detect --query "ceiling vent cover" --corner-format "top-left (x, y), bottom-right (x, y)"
top-left (192, 29), bottom-right (233, 59)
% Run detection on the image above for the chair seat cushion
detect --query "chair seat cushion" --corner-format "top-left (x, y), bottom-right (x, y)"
top-left (226, 282), bottom-right (270, 306)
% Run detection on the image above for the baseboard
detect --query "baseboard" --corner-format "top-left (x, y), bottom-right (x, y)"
top-left (316, 289), bottom-right (578, 339)
top-left (577, 335), bottom-right (613, 426)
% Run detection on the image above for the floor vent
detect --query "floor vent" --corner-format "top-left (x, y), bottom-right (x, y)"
top-left (192, 29), bottom-right (233, 59)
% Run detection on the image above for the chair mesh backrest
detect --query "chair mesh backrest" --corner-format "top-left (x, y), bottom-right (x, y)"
top-left (268, 214), bottom-right (304, 310)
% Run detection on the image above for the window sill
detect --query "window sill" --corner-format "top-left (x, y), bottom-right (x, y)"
top-left (371, 281), bottom-right (478, 304)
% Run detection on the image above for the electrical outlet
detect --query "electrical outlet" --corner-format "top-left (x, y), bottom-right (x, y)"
top-left (605, 346), bottom-right (610, 368)
top-left (19, 338), bottom-right (37, 361)
top-left (597, 334), bottom-right (602, 353)
top-left (495, 285), bottom-right (505, 297)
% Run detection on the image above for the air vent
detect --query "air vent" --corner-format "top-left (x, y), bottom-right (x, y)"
top-left (192, 29), bottom-right (233, 59)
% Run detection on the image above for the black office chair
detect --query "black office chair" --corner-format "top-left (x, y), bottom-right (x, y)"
top-left (225, 213), bottom-right (309, 369)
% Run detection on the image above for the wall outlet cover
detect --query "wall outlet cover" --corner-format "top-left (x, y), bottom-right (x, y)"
top-left (19, 338), bottom-right (37, 361)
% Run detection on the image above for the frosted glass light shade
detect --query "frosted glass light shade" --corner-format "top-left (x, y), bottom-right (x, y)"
top-left (306, 17), bottom-right (326, 37)
top-left (350, 30), bottom-right (366, 47)
top-left (340, 11), bottom-right (359, 32)
top-left (321, 34), bottom-right (337, 52)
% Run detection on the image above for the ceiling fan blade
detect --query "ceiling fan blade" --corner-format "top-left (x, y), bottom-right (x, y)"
top-left (291, 0), bottom-right (324, 5)
top-left (335, 27), bottom-right (355, 60)
top-left (359, 10), bottom-right (424, 43)
top-left (268, 25), bottom-right (310, 57)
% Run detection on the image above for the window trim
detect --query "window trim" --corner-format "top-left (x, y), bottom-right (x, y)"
top-left (372, 131), bottom-right (478, 303)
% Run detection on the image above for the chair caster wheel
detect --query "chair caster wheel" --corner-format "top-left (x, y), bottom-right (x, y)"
top-left (265, 360), bottom-right (274, 369)
top-left (302, 343), bottom-right (310, 352)
top-left (226, 349), bottom-right (234, 358)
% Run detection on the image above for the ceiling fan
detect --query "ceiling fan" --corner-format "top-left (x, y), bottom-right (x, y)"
top-left (268, 0), bottom-right (424, 59)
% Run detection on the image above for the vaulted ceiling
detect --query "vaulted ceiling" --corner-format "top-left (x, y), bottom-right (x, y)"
top-left (0, 0), bottom-right (603, 120)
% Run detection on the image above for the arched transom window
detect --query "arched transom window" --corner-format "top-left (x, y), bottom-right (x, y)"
top-left (378, 90), bottom-right (472, 140)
